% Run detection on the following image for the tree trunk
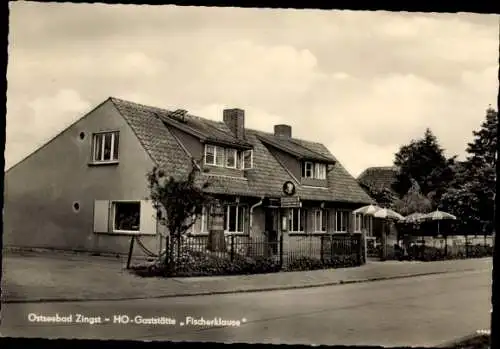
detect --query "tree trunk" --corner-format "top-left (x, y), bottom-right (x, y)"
top-left (207, 200), bottom-right (226, 252)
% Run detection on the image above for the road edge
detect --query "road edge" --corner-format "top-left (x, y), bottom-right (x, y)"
top-left (2, 268), bottom-right (483, 304)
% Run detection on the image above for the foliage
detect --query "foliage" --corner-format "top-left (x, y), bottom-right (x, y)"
top-left (285, 255), bottom-right (360, 272)
top-left (405, 243), bottom-right (493, 262)
top-left (393, 178), bottom-right (433, 216)
top-left (392, 128), bottom-right (457, 207)
top-left (131, 251), bottom-right (281, 277)
top-left (147, 159), bottom-right (213, 240)
top-left (146, 158), bottom-right (214, 266)
top-left (359, 182), bottom-right (396, 208)
top-left (440, 107), bottom-right (497, 234)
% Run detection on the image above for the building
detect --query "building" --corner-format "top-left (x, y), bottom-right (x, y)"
top-left (4, 97), bottom-right (374, 257)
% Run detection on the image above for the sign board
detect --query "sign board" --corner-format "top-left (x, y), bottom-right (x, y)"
top-left (281, 196), bottom-right (301, 208)
top-left (282, 181), bottom-right (296, 196)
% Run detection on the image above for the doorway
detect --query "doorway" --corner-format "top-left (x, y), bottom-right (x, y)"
top-left (265, 208), bottom-right (279, 255)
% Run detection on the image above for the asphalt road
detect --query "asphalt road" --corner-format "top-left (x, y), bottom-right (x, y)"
top-left (0, 269), bottom-right (491, 347)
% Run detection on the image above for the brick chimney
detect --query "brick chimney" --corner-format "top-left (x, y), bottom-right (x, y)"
top-left (274, 124), bottom-right (292, 138)
top-left (223, 108), bottom-right (245, 139)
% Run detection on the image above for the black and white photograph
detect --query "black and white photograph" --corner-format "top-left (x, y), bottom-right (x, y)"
top-left (1, 2), bottom-right (498, 348)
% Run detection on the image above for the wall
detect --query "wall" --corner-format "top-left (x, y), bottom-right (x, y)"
top-left (4, 100), bottom-right (160, 257)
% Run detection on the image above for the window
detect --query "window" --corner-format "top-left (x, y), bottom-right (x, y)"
top-left (200, 205), bottom-right (211, 233)
top-left (226, 148), bottom-right (237, 168)
top-left (205, 144), bottom-right (254, 170)
top-left (314, 209), bottom-right (328, 232)
top-left (354, 214), bottom-right (363, 232)
top-left (315, 163), bottom-right (327, 180)
top-left (93, 200), bottom-right (156, 235)
top-left (302, 162), bottom-right (313, 178)
top-left (335, 210), bottom-right (349, 232)
top-left (215, 146), bottom-right (225, 166)
top-left (204, 145), bottom-right (216, 165)
top-left (288, 208), bottom-right (305, 232)
top-left (242, 150), bottom-right (253, 169)
top-left (224, 205), bottom-right (246, 233)
top-left (113, 202), bottom-right (141, 232)
top-left (302, 161), bottom-right (327, 179)
top-left (93, 131), bottom-right (119, 162)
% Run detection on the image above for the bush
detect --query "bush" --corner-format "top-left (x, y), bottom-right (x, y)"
top-left (130, 251), bottom-right (281, 277)
top-left (285, 254), bottom-right (360, 272)
top-left (406, 243), bottom-right (493, 262)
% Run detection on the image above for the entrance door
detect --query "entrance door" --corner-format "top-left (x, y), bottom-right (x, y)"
top-left (265, 208), bottom-right (278, 255)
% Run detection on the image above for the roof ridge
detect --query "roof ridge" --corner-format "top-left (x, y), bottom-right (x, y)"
top-left (110, 96), bottom-right (334, 155)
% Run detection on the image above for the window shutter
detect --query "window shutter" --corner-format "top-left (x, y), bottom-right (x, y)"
top-left (139, 200), bottom-right (157, 235)
top-left (93, 200), bottom-right (110, 233)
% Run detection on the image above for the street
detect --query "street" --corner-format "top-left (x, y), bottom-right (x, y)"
top-left (0, 268), bottom-right (491, 347)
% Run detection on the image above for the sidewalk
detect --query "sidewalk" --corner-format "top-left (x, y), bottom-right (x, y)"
top-left (1, 251), bottom-right (492, 303)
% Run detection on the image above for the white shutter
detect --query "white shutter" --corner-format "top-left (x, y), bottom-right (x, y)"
top-left (139, 200), bottom-right (157, 235)
top-left (93, 200), bottom-right (110, 233)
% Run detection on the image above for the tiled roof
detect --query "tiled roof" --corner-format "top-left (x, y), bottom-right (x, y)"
top-left (357, 166), bottom-right (399, 193)
top-left (257, 134), bottom-right (336, 163)
top-left (110, 97), bottom-right (374, 204)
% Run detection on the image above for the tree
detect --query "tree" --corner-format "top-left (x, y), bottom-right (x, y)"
top-left (440, 107), bottom-right (497, 235)
top-left (147, 159), bottom-right (214, 266)
top-left (393, 178), bottom-right (432, 216)
top-left (392, 128), bottom-right (456, 207)
top-left (359, 182), bottom-right (396, 208)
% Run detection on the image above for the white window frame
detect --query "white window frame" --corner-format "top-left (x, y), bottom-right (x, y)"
top-left (314, 209), bottom-right (328, 232)
top-left (199, 205), bottom-right (211, 234)
top-left (112, 200), bottom-right (142, 234)
top-left (215, 146), bottom-right (225, 167)
top-left (225, 205), bottom-right (247, 234)
top-left (204, 144), bottom-right (216, 166)
top-left (288, 208), bottom-right (304, 233)
top-left (242, 149), bottom-right (253, 169)
top-left (334, 210), bottom-right (349, 233)
top-left (315, 163), bottom-right (327, 180)
top-left (303, 161), bottom-right (313, 178)
top-left (354, 214), bottom-right (363, 232)
top-left (225, 148), bottom-right (237, 168)
top-left (92, 131), bottom-right (119, 163)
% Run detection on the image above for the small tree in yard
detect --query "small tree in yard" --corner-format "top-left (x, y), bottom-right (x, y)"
top-left (393, 178), bottom-right (433, 216)
top-left (147, 159), bottom-right (213, 267)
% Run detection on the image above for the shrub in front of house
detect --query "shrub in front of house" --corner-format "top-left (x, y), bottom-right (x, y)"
top-left (285, 254), bottom-right (360, 272)
top-left (131, 250), bottom-right (281, 277)
top-left (406, 243), bottom-right (493, 262)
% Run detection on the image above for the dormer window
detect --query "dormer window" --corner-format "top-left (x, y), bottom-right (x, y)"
top-left (315, 163), bottom-right (327, 180)
top-left (302, 161), bottom-right (327, 180)
top-left (204, 144), bottom-right (253, 170)
top-left (303, 162), bottom-right (313, 178)
top-left (226, 148), bottom-right (237, 168)
top-left (241, 150), bottom-right (253, 169)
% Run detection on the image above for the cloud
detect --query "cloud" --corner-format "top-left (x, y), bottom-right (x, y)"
top-left (6, 4), bottom-right (498, 178)
top-left (6, 89), bottom-right (91, 169)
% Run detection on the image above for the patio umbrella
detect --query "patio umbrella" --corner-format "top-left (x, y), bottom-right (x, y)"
top-left (353, 204), bottom-right (382, 216)
top-left (420, 209), bottom-right (457, 256)
top-left (373, 208), bottom-right (404, 221)
top-left (420, 209), bottom-right (457, 235)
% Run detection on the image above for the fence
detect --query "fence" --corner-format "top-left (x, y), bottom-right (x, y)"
top-left (162, 232), bottom-right (363, 273)
top-left (395, 234), bottom-right (494, 261)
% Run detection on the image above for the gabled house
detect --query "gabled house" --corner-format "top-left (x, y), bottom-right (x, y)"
top-left (4, 97), bottom-right (374, 257)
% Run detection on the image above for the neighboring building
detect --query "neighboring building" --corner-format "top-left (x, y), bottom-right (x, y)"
top-left (357, 166), bottom-right (399, 207)
top-left (4, 97), bottom-right (374, 257)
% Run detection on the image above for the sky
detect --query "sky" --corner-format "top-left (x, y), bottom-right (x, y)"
top-left (6, 2), bottom-right (499, 177)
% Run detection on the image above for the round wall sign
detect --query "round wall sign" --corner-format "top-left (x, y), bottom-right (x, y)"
top-left (283, 181), bottom-right (296, 196)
